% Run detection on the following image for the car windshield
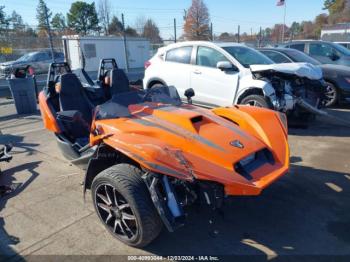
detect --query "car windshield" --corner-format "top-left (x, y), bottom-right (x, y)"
top-left (331, 42), bottom-right (350, 55)
top-left (95, 86), bottom-right (182, 120)
top-left (16, 52), bottom-right (37, 62)
top-left (284, 49), bottom-right (321, 65)
top-left (223, 46), bottom-right (274, 68)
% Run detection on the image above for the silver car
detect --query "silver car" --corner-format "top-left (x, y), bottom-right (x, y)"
top-left (0, 51), bottom-right (64, 78)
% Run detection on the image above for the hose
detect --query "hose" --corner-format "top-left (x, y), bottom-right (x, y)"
top-left (296, 98), bottom-right (350, 127)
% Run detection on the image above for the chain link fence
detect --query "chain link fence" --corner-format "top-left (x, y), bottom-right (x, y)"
top-left (0, 36), bottom-right (63, 62)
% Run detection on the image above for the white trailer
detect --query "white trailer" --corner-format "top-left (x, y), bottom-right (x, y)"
top-left (62, 35), bottom-right (150, 80)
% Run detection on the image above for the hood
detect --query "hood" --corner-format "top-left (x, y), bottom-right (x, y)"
top-left (320, 64), bottom-right (350, 76)
top-left (126, 104), bottom-right (266, 157)
top-left (250, 62), bottom-right (323, 80)
top-left (0, 60), bottom-right (21, 67)
top-left (96, 104), bottom-right (270, 183)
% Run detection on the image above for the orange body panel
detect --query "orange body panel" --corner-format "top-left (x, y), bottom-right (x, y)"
top-left (90, 103), bottom-right (289, 196)
top-left (38, 83), bottom-right (289, 197)
top-left (38, 91), bottom-right (61, 133)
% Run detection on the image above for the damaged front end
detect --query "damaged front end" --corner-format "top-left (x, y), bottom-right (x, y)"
top-left (251, 63), bottom-right (327, 115)
top-left (142, 171), bottom-right (224, 232)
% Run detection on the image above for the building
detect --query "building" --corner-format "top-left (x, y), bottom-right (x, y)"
top-left (62, 35), bottom-right (150, 80)
top-left (321, 23), bottom-right (350, 42)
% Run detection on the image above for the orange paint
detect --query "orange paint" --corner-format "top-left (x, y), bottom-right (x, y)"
top-left (89, 104), bottom-right (289, 196)
top-left (38, 91), bottom-right (61, 133)
top-left (39, 87), bottom-right (289, 196)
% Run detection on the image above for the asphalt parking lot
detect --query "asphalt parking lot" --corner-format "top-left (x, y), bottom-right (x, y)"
top-left (0, 97), bottom-right (350, 261)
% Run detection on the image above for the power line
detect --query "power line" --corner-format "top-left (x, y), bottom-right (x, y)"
top-left (211, 15), bottom-right (274, 26)
top-left (113, 6), bottom-right (183, 11)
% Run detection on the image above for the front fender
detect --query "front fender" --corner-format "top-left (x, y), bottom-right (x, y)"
top-left (236, 76), bottom-right (275, 103)
top-left (95, 133), bottom-right (194, 181)
top-left (83, 136), bottom-right (195, 194)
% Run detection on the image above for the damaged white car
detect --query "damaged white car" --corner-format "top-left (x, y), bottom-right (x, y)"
top-left (143, 41), bottom-right (326, 118)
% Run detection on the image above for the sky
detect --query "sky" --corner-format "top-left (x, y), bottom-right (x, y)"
top-left (2, 0), bottom-right (326, 39)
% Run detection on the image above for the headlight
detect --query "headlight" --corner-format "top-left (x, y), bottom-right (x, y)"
top-left (278, 112), bottom-right (288, 134)
top-left (345, 77), bottom-right (350, 85)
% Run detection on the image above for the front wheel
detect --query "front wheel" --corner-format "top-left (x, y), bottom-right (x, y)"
top-left (240, 94), bottom-right (272, 109)
top-left (323, 82), bottom-right (338, 107)
top-left (91, 164), bottom-right (163, 247)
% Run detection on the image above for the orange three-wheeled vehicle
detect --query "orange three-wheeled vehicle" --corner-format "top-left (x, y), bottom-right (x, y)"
top-left (39, 60), bottom-right (289, 247)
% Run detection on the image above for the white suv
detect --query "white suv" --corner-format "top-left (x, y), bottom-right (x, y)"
top-left (143, 41), bottom-right (325, 114)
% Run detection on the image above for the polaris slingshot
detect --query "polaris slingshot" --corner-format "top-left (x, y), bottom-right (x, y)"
top-left (39, 61), bottom-right (289, 247)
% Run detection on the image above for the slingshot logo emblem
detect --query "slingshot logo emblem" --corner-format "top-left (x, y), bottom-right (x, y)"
top-left (230, 140), bottom-right (244, 149)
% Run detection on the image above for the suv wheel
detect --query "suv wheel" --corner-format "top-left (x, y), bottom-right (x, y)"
top-left (323, 82), bottom-right (338, 107)
top-left (149, 82), bottom-right (165, 89)
top-left (240, 95), bottom-right (272, 108)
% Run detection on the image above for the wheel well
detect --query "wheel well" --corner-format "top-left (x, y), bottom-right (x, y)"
top-left (147, 80), bottom-right (165, 89)
top-left (324, 78), bottom-right (339, 90)
top-left (84, 144), bottom-right (140, 191)
top-left (237, 88), bottom-right (264, 104)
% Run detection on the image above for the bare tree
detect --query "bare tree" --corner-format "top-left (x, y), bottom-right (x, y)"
top-left (183, 0), bottom-right (211, 40)
top-left (142, 19), bottom-right (162, 43)
top-left (98, 0), bottom-right (111, 35)
top-left (108, 15), bottom-right (123, 36)
top-left (134, 15), bottom-right (147, 35)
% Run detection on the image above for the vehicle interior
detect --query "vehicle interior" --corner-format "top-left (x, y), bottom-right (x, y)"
top-left (43, 60), bottom-right (132, 159)
top-left (42, 59), bottom-right (182, 163)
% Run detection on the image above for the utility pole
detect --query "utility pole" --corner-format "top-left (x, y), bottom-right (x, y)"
top-left (282, 0), bottom-right (287, 43)
top-left (44, 4), bottom-right (55, 62)
top-left (210, 22), bottom-right (213, 41)
top-left (237, 25), bottom-right (240, 43)
top-left (121, 13), bottom-right (129, 73)
top-left (259, 26), bottom-right (262, 47)
top-left (174, 18), bottom-right (177, 43)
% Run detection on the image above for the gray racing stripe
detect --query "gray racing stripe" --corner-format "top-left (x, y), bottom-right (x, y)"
top-left (130, 116), bottom-right (225, 152)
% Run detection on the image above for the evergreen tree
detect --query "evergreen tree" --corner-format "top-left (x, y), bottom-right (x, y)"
top-left (36, 0), bottom-right (51, 32)
top-left (67, 1), bottom-right (100, 35)
top-left (51, 13), bottom-right (66, 31)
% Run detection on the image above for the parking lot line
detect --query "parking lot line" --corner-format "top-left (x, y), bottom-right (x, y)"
top-left (12, 127), bottom-right (45, 136)
top-left (325, 182), bottom-right (343, 192)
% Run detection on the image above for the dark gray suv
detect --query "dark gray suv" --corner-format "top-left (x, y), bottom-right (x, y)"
top-left (281, 40), bottom-right (350, 67)
top-left (0, 50), bottom-right (64, 79)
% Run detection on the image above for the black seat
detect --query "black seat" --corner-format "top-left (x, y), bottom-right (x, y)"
top-left (109, 69), bottom-right (130, 96)
top-left (59, 73), bottom-right (93, 123)
top-left (58, 73), bottom-right (94, 142)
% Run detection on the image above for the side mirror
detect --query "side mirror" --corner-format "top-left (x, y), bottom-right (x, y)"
top-left (184, 88), bottom-right (195, 104)
top-left (217, 61), bottom-right (238, 71)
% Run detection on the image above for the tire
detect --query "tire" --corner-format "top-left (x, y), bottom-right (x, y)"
top-left (91, 163), bottom-right (163, 247)
top-left (149, 82), bottom-right (165, 89)
top-left (240, 94), bottom-right (272, 109)
top-left (323, 82), bottom-right (338, 107)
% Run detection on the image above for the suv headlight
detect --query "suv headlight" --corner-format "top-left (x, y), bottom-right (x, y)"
top-left (278, 112), bottom-right (288, 134)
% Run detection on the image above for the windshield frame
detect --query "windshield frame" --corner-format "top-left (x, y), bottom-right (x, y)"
top-left (95, 86), bottom-right (182, 120)
top-left (329, 42), bottom-right (350, 56)
top-left (222, 46), bottom-right (274, 68)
